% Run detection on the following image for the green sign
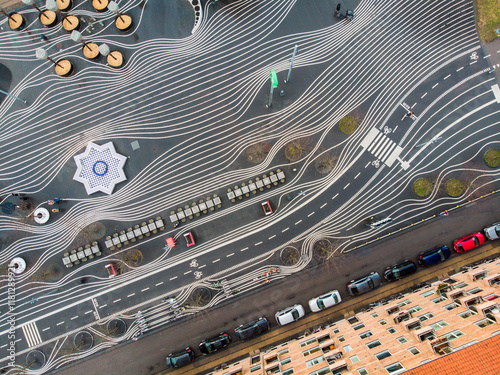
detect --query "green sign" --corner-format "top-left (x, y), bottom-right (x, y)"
top-left (270, 70), bottom-right (278, 88)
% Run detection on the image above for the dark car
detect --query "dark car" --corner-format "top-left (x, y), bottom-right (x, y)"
top-left (166, 347), bottom-right (195, 369)
top-left (384, 260), bottom-right (417, 281)
top-left (234, 317), bottom-right (270, 340)
top-left (199, 333), bottom-right (231, 355)
top-left (417, 245), bottom-right (451, 267)
top-left (453, 232), bottom-right (485, 253)
top-left (347, 272), bottom-right (382, 296)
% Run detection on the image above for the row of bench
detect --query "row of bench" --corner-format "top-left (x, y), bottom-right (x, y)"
top-left (105, 217), bottom-right (165, 250)
top-left (169, 196), bottom-right (222, 224)
top-left (62, 242), bottom-right (101, 268)
top-left (226, 169), bottom-right (286, 203)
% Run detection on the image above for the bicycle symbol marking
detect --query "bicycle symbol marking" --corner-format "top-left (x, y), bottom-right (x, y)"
top-left (383, 126), bottom-right (392, 134)
top-left (194, 271), bottom-right (203, 279)
top-left (372, 160), bottom-right (380, 168)
top-left (470, 52), bottom-right (479, 60)
top-left (190, 259), bottom-right (198, 268)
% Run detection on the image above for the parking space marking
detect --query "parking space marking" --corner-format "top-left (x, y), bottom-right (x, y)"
top-left (282, 227), bottom-right (289, 232)
top-left (113, 299), bottom-right (122, 303)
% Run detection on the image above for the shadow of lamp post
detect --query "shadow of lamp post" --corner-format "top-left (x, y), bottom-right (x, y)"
top-left (36, 47), bottom-right (74, 77)
top-left (22, 0), bottom-right (58, 28)
top-left (108, 1), bottom-right (133, 32)
top-left (71, 30), bottom-right (100, 60)
top-left (99, 43), bottom-right (125, 69)
top-left (0, 4), bottom-right (25, 31)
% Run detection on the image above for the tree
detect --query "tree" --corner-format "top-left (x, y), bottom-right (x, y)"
top-left (284, 137), bottom-right (312, 162)
top-left (245, 142), bottom-right (271, 164)
top-left (187, 287), bottom-right (212, 307)
top-left (74, 222), bottom-right (106, 248)
top-left (314, 152), bottom-right (338, 174)
top-left (280, 246), bottom-right (300, 266)
top-left (115, 248), bottom-right (143, 274)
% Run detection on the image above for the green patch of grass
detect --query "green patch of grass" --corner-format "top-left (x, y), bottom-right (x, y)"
top-left (445, 179), bottom-right (464, 197)
top-left (413, 178), bottom-right (432, 198)
top-left (339, 116), bottom-right (357, 134)
top-left (477, 0), bottom-right (500, 43)
top-left (484, 149), bottom-right (500, 167)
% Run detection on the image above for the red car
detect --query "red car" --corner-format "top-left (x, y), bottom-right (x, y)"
top-left (453, 232), bottom-right (485, 253)
top-left (183, 232), bottom-right (195, 247)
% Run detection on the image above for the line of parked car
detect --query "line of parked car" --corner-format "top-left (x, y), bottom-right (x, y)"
top-left (165, 221), bottom-right (499, 369)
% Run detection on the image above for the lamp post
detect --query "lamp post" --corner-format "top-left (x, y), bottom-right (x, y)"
top-left (0, 88), bottom-right (27, 104)
top-left (108, 1), bottom-right (133, 31)
top-left (22, 0), bottom-right (58, 27)
top-left (266, 70), bottom-right (279, 108)
top-left (1, 4), bottom-right (25, 30)
top-left (71, 30), bottom-right (100, 60)
top-left (284, 44), bottom-right (298, 84)
top-left (36, 47), bottom-right (74, 76)
top-left (99, 43), bottom-right (124, 68)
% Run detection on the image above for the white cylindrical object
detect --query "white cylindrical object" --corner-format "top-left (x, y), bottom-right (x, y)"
top-left (45, 0), bottom-right (58, 11)
top-left (71, 30), bottom-right (82, 42)
top-left (98, 43), bottom-right (110, 56)
top-left (35, 47), bottom-right (49, 60)
top-left (108, 1), bottom-right (119, 13)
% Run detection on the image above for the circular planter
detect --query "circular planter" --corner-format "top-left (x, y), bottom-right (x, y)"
top-left (8, 12), bottom-right (25, 31)
top-left (54, 59), bottom-right (74, 77)
top-left (280, 246), bottom-right (300, 266)
top-left (73, 331), bottom-right (93, 351)
top-left (484, 149), bottom-right (500, 168)
top-left (82, 42), bottom-right (100, 60)
top-left (107, 51), bottom-right (124, 68)
top-left (26, 350), bottom-right (46, 370)
top-left (413, 178), bottom-right (432, 198)
top-left (339, 116), bottom-right (357, 134)
top-left (189, 287), bottom-right (211, 307)
top-left (115, 14), bottom-right (133, 31)
top-left (92, 0), bottom-right (109, 12)
top-left (62, 15), bottom-right (79, 32)
top-left (57, 0), bottom-right (72, 11)
top-left (445, 178), bottom-right (464, 197)
top-left (107, 318), bottom-right (127, 337)
top-left (313, 239), bottom-right (333, 261)
top-left (39, 10), bottom-right (58, 28)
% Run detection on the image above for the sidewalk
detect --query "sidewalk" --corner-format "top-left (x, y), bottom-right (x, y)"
top-left (163, 243), bottom-right (500, 375)
top-left (483, 37), bottom-right (500, 82)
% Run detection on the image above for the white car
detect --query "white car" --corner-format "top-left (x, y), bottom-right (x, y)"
top-left (484, 222), bottom-right (500, 240)
top-left (275, 304), bottom-right (305, 326)
top-left (308, 290), bottom-right (342, 312)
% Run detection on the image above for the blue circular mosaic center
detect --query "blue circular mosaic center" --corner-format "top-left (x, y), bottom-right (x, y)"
top-left (92, 160), bottom-right (109, 176)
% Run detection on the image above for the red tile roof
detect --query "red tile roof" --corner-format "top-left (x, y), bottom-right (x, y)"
top-left (404, 334), bottom-right (500, 375)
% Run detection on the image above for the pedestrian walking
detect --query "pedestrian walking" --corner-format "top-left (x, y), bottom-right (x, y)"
top-left (53, 198), bottom-right (63, 204)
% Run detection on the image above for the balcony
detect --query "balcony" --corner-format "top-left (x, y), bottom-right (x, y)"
top-left (460, 295), bottom-right (483, 309)
top-left (393, 310), bottom-right (412, 324)
top-left (404, 317), bottom-right (422, 332)
top-left (386, 303), bottom-right (400, 316)
top-left (484, 273), bottom-right (500, 287)
top-left (470, 268), bottom-right (488, 282)
top-left (320, 338), bottom-right (336, 353)
top-left (414, 326), bottom-right (436, 342)
top-left (430, 337), bottom-right (453, 355)
top-left (476, 300), bottom-right (500, 322)
top-left (329, 359), bottom-right (348, 373)
top-left (448, 288), bottom-right (466, 302)
top-left (325, 349), bottom-right (343, 364)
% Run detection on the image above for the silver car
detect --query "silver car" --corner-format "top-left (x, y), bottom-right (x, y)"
top-left (484, 222), bottom-right (500, 240)
top-left (347, 272), bottom-right (382, 296)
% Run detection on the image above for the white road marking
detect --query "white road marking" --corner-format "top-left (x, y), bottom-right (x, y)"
top-left (411, 102), bottom-right (417, 108)
top-left (127, 293), bottom-right (136, 298)
top-left (364, 161), bottom-right (370, 168)
top-left (492, 84), bottom-right (500, 103)
top-left (254, 242), bottom-right (262, 246)
top-left (0, 345), bottom-right (6, 349)
top-left (484, 55), bottom-right (490, 58)
top-left (184, 270), bottom-right (192, 275)
top-left (240, 247), bottom-right (248, 252)
top-left (170, 276), bottom-right (178, 280)
top-left (354, 172), bottom-right (360, 179)
top-left (456, 67), bottom-right (464, 71)
top-left (155, 282), bottom-right (164, 286)
top-left (432, 83), bottom-right (439, 89)
top-left (213, 259), bottom-right (220, 263)
top-left (343, 183), bottom-right (350, 190)
top-left (320, 202), bottom-right (327, 209)
top-left (15, 339), bottom-right (22, 343)
top-left (21, 322), bottom-right (42, 347)
top-left (113, 299), bottom-right (122, 303)
top-left (393, 125), bottom-right (398, 132)
top-left (85, 310), bottom-right (92, 315)
top-left (268, 235), bottom-right (276, 240)
top-left (282, 227), bottom-right (289, 232)
top-left (469, 60), bottom-right (477, 65)
top-left (332, 193), bottom-right (339, 200)
top-left (141, 288), bottom-right (150, 292)
top-left (307, 212), bottom-right (315, 217)
top-left (42, 327), bottom-right (50, 332)
top-left (99, 304), bottom-right (107, 309)
top-left (56, 322), bottom-right (65, 326)
top-left (197, 265), bottom-right (205, 270)
top-left (227, 253), bottom-right (234, 257)
top-left (295, 220), bottom-right (302, 225)
top-left (420, 92), bottom-right (427, 99)
top-left (443, 74), bottom-right (451, 80)
top-left (70, 316), bottom-right (78, 320)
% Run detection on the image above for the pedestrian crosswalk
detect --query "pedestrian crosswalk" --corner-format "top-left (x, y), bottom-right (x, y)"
top-left (21, 321), bottom-right (42, 347)
top-left (360, 128), bottom-right (403, 167)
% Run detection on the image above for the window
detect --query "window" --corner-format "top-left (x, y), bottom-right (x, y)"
top-left (343, 344), bottom-right (352, 352)
top-left (348, 317), bottom-right (359, 324)
top-left (455, 282), bottom-right (468, 288)
top-left (484, 294), bottom-right (499, 301)
top-left (281, 358), bottom-right (292, 366)
top-left (353, 323), bottom-right (366, 330)
top-left (407, 306), bottom-right (422, 313)
top-left (306, 356), bottom-right (324, 368)
top-left (458, 310), bottom-right (476, 319)
top-left (475, 318), bottom-right (495, 328)
top-left (408, 347), bottom-right (420, 355)
top-left (301, 338), bottom-right (318, 347)
top-left (332, 328), bottom-right (340, 334)
top-left (309, 367), bottom-right (331, 375)
top-left (358, 369), bottom-right (368, 375)
top-left (396, 336), bottom-right (408, 344)
top-left (303, 346), bottom-right (321, 357)
top-left (250, 365), bottom-right (261, 372)
top-left (431, 296), bottom-right (447, 303)
top-left (359, 331), bottom-right (372, 339)
top-left (387, 327), bottom-right (396, 334)
top-left (375, 350), bottom-right (392, 360)
top-left (445, 330), bottom-right (465, 341)
top-left (338, 336), bottom-right (345, 342)
top-left (421, 290), bottom-right (435, 297)
top-left (371, 313), bottom-right (379, 318)
top-left (418, 312), bottom-right (435, 322)
top-left (430, 320), bottom-right (449, 330)
top-left (278, 349), bottom-right (290, 356)
top-left (282, 370), bottom-right (294, 375)
top-left (384, 362), bottom-right (405, 374)
top-left (379, 320), bottom-right (387, 325)
top-left (317, 335), bottom-right (331, 344)
top-left (398, 300), bottom-right (412, 307)
top-left (367, 340), bottom-right (381, 349)
top-left (468, 287), bottom-right (483, 294)
top-left (444, 302), bottom-right (460, 311)
top-left (350, 355), bottom-right (360, 364)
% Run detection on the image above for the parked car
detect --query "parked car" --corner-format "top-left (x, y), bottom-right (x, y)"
top-left (484, 222), bottom-right (500, 240)
top-left (384, 260), bottom-right (417, 281)
top-left (199, 333), bottom-right (231, 355)
top-left (275, 304), bottom-right (305, 326)
top-left (183, 232), bottom-right (195, 247)
top-left (453, 232), bottom-right (485, 253)
top-left (166, 347), bottom-right (195, 368)
top-left (105, 263), bottom-right (117, 278)
top-left (234, 317), bottom-right (270, 340)
top-left (261, 201), bottom-right (273, 216)
top-left (308, 290), bottom-right (342, 312)
top-left (417, 245), bottom-right (451, 267)
top-left (165, 237), bottom-right (176, 249)
top-left (347, 272), bottom-right (382, 296)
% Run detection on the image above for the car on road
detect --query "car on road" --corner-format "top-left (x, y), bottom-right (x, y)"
top-left (199, 332), bottom-right (231, 355)
top-left (275, 304), bottom-right (305, 326)
top-left (105, 263), bottom-right (117, 278)
top-left (166, 347), bottom-right (195, 368)
top-left (453, 232), bottom-right (486, 253)
top-left (417, 245), bottom-right (451, 267)
top-left (347, 272), bottom-right (382, 296)
top-left (183, 232), bottom-right (195, 247)
top-left (165, 237), bottom-right (176, 249)
top-left (261, 201), bottom-right (273, 216)
top-left (484, 222), bottom-right (500, 240)
top-left (384, 260), bottom-right (417, 281)
top-left (308, 290), bottom-right (342, 312)
top-left (234, 317), bottom-right (270, 340)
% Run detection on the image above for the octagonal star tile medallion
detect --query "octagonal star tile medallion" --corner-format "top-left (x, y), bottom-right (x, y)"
top-left (73, 142), bottom-right (127, 195)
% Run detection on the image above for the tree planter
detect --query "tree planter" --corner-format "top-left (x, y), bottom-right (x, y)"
top-left (62, 15), bottom-right (79, 32)
top-left (445, 178), bottom-right (464, 197)
top-left (39, 10), bottom-right (58, 28)
top-left (484, 149), bottom-right (500, 168)
top-left (8, 12), bottom-right (25, 31)
top-left (413, 178), bottom-right (432, 198)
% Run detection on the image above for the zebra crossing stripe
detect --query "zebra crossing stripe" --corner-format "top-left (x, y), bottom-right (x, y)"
top-left (378, 141), bottom-right (397, 162)
top-left (21, 322), bottom-right (42, 347)
top-left (373, 136), bottom-right (392, 158)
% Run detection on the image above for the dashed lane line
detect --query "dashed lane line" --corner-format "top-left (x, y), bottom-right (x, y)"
top-left (227, 253), bottom-right (234, 257)
top-left (343, 183), bottom-right (350, 189)
top-left (364, 161), bottom-right (370, 168)
top-left (155, 282), bottom-right (164, 286)
top-left (127, 293), bottom-right (136, 298)
top-left (307, 212), bottom-right (315, 217)
top-left (198, 264), bottom-right (206, 269)
top-left (421, 92), bottom-right (427, 99)
top-left (99, 304), bottom-right (107, 309)
top-left (282, 227), bottom-right (289, 232)
top-left (56, 322), bottom-right (65, 326)
top-left (354, 172), bottom-right (360, 179)
top-left (295, 220), bottom-right (302, 225)
top-left (332, 193), bottom-right (339, 200)
top-left (240, 247), bottom-right (248, 252)
top-left (213, 259), bottom-right (220, 263)
top-left (141, 287), bottom-right (150, 292)
top-left (457, 67), bottom-right (464, 71)
top-left (42, 327), bottom-right (50, 332)
top-left (70, 316), bottom-right (78, 320)
top-left (320, 203), bottom-right (327, 209)
top-left (184, 270), bottom-right (192, 275)
top-left (444, 74), bottom-right (451, 80)
top-left (255, 242), bottom-right (263, 246)
top-left (113, 299), bottom-right (122, 303)
top-left (170, 276), bottom-right (178, 280)
top-left (411, 102), bottom-right (417, 108)
top-left (84, 310), bottom-right (92, 315)
top-left (268, 235), bottom-right (276, 240)
top-left (432, 83), bottom-right (439, 89)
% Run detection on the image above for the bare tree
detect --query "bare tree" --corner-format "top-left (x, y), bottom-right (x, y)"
top-left (245, 142), bottom-right (271, 164)
top-left (314, 152), bottom-right (338, 174)
top-left (187, 287), bottom-right (212, 308)
top-left (284, 137), bottom-right (313, 162)
top-left (280, 246), bottom-right (300, 266)
top-left (74, 222), bottom-right (106, 248)
top-left (115, 248), bottom-right (143, 274)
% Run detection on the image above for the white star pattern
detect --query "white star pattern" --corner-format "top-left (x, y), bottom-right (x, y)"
top-left (73, 142), bottom-right (127, 195)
